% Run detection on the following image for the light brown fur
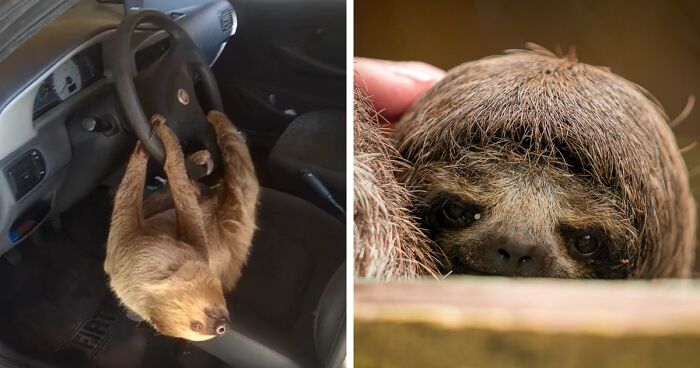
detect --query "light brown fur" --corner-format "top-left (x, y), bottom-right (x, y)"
top-left (354, 87), bottom-right (439, 279)
top-left (104, 111), bottom-right (259, 340)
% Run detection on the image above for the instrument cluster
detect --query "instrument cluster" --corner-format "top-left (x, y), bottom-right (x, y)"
top-left (33, 44), bottom-right (104, 119)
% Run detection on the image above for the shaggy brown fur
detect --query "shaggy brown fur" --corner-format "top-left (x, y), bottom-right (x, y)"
top-left (104, 111), bottom-right (259, 340)
top-left (354, 87), bottom-right (439, 279)
top-left (356, 46), bottom-right (696, 279)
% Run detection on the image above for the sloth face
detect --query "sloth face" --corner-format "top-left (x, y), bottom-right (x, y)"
top-left (147, 260), bottom-right (230, 341)
top-left (412, 152), bottom-right (637, 279)
top-left (394, 49), bottom-right (696, 278)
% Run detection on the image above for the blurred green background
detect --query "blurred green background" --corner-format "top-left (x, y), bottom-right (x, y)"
top-left (355, 0), bottom-right (700, 270)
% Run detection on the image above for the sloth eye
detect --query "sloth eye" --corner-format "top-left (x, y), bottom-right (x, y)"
top-left (434, 196), bottom-right (484, 229)
top-left (191, 321), bottom-right (204, 332)
top-left (562, 228), bottom-right (605, 256)
top-left (444, 202), bottom-right (466, 220)
top-left (574, 234), bottom-right (599, 255)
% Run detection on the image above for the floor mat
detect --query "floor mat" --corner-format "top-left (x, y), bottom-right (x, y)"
top-left (0, 187), bottom-right (225, 368)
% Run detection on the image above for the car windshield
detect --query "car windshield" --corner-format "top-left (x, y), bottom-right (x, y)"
top-left (0, 0), bottom-right (78, 64)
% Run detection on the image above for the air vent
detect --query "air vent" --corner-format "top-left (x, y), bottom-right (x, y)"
top-left (219, 8), bottom-right (233, 33)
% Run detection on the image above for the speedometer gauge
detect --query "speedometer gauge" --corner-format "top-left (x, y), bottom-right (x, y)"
top-left (52, 60), bottom-right (82, 101)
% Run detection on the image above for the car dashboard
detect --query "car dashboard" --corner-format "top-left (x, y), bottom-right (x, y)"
top-left (0, 0), bottom-right (235, 257)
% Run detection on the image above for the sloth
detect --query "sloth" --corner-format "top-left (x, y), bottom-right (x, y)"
top-left (355, 46), bottom-right (696, 279)
top-left (105, 111), bottom-right (259, 340)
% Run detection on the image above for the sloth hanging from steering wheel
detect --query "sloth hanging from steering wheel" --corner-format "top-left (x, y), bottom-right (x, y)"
top-left (104, 10), bottom-right (260, 341)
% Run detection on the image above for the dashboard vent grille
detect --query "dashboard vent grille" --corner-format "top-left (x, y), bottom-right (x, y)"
top-left (219, 8), bottom-right (233, 33)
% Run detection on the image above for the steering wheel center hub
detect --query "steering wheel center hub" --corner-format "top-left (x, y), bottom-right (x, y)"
top-left (177, 89), bottom-right (190, 105)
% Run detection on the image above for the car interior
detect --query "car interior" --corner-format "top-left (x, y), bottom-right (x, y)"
top-left (0, 1), bottom-right (346, 367)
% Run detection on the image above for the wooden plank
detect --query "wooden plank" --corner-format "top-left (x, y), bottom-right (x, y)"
top-left (355, 277), bottom-right (700, 368)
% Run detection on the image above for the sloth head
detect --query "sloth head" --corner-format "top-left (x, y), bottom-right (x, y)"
top-left (146, 259), bottom-right (230, 341)
top-left (395, 46), bottom-right (696, 278)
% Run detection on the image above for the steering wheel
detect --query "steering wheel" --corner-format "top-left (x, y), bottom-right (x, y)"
top-left (113, 10), bottom-right (224, 168)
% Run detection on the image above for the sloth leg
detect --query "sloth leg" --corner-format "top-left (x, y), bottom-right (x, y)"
top-left (153, 115), bottom-right (209, 259)
top-left (207, 110), bottom-right (259, 290)
top-left (107, 142), bottom-right (148, 245)
top-left (207, 111), bottom-right (259, 225)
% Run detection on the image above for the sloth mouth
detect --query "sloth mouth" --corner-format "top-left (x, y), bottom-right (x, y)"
top-left (450, 259), bottom-right (498, 276)
top-left (460, 267), bottom-right (498, 276)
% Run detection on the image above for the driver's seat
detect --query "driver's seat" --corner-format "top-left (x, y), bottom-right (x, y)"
top-left (195, 188), bottom-right (346, 368)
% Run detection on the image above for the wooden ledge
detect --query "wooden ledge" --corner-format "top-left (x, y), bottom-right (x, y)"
top-left (355, 277), bottom-right (700, 368)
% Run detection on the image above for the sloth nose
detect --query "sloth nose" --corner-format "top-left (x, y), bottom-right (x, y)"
top-left (485, 237), bottom-right (545, 276)
top-left (215, 320), bottom-right (229, 335)
top-left (206, 307), bottom-right (231, 336)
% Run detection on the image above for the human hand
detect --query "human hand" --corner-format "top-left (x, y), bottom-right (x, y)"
top-left (354, 57), bottom-right (445, 122)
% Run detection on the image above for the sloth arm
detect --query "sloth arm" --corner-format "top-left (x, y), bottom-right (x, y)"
top-left (155, 120), bottom-right (210, 260)
top-left (107, 142), bottom-right (148, 247)
top-left (206, 111), bottom-right (259, 233)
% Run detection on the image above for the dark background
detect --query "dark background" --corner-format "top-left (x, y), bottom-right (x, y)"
top-left (355, 0), bottom-right (700, 270)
